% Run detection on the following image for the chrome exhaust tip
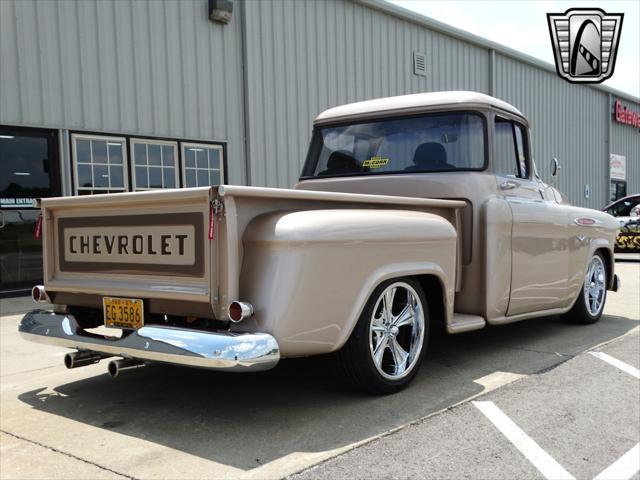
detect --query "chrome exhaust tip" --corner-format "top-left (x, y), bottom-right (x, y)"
top-left (31, 285), bottom-right (50, 304)
top-left (107, 359), bottom-right (146, 379)
top-left (64, 350), bottom-right (108, 369)
top-left (228, 301), bottom-right (254, 323)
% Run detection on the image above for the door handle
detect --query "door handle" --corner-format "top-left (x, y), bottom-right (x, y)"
top-left (500, 180), bottom-right (519, 190)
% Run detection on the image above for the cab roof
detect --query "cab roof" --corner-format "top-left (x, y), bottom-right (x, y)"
top-left (314, 91), bottom-right (525, 125)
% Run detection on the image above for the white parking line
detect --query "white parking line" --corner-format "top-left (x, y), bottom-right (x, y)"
top-left (594, 443), bottom-right (640, 480)
top-left (589, 352), bottom-right (640, 379)
top-left (473, 401), bottom-right (575, 480)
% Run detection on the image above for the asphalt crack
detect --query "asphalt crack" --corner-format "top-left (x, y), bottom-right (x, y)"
top-left (1, 429), bottom-right (137, 479)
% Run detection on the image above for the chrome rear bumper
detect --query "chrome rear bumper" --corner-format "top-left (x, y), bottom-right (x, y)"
top-left (19, 310), bottom-right (280, 372)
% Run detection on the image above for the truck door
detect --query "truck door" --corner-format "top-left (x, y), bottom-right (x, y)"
top-left (493, 117), bottom-right (569, 316)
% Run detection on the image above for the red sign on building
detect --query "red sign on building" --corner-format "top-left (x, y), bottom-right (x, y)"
top-left (614, 100), bottom-right (640, 128)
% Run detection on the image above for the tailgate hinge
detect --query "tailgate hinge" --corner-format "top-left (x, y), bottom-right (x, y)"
top-left (211, 198), bottom-right (224, 215)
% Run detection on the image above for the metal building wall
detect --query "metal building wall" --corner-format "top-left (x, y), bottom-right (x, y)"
top-left (611, 119), bottom-right (640, 197)
top-left (1, 0), bottom-right (636, 199)
top-left (242, 0), bottom-right (490, 187)
top-left (494, 53), bottom-right (611, 209)
top-left (0, 0), bottom-right (247, 184)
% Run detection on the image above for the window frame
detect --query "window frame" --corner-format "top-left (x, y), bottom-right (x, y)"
top-left (513, 122), bottom-right (530, 180)
top-left (493, 116), bottom-right (531, 180)
top-left (71, 133), bottom-right (129, 195)
top-left (130, 138), bottom-right (179, 191)
top-left (180, 142), bottom-right (225, 188)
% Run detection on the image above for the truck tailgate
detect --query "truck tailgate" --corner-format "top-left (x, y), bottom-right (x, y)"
top-left (40, 187), bottom-right (215, 306)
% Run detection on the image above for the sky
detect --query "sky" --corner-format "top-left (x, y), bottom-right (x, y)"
top-left (389, 0), bottom-right (640, 98)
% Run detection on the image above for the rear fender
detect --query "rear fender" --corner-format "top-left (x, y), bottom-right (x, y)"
top-left (234, 208), bottom-right (457, 357)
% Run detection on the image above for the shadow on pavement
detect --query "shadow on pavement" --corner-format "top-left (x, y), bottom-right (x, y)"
top-left (17, 313), bottom-right (637, 470)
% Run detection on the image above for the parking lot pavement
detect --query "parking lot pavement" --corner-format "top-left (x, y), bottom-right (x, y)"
top-left (1, 261), bottom-right (638, 480)
top-left (294, 329), bottom-right (640, 480)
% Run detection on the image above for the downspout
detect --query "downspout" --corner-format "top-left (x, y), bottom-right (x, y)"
top-left (488, 49), bottom-right (495, 96)
top-left (239, 0), bottom-right (252, 186)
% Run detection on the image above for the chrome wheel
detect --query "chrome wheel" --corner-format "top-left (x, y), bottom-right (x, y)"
top-left (369, 282), bottom-right (425, 380)
top-left (583, 255), bottom-right (606, 316)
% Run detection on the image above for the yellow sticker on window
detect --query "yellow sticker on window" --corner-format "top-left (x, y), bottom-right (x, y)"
top-left (362, 156), bottom-right (389, 169)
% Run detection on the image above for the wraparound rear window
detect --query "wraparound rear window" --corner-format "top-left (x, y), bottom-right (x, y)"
top-left (301, 112), bottom-right (486, 178)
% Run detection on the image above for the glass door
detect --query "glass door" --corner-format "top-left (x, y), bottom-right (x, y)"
top-left (0, 126), bottom-right (60, 296)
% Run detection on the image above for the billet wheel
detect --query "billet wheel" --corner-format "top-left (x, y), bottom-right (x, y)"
top-left (563, 251), bottom-right (607, 324)
top-left (336, 278), bottom-right (429, 394)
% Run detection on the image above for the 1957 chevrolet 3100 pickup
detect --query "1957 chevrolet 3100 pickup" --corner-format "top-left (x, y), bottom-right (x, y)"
top-left (21, 91), bottom-right (620, 394)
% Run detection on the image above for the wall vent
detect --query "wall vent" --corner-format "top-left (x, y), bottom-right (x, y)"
top-left (413, 51), bottom-right (427, 76)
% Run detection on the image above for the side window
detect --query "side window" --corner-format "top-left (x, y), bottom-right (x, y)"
top-left (513, 124), bottom-right (529, 178)
top-left (493, 118), bottom-right (529, 179)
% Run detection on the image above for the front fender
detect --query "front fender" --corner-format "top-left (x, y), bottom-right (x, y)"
top-left (234, 209), bottom-right (457, 357)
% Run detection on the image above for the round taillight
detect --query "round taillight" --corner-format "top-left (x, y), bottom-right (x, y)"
top-left (32, 286), bottom-right (41, 302)
top-left (31, 285), bottom-right (48, 303)
top-left (228, 301), bottom-right (253, 323)
top-left (228, 302), bottom-right (243, 322)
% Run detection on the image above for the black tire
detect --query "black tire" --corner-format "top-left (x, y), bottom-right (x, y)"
top-left (335, 277), bottom-right (429, 395)
top-left (563, 251), bottom-right (608, 324)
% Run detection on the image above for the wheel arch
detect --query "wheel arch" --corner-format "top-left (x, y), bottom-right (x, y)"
top-left (595, 247), bottom-right (615, 290)
top-left (413, 274), bottom-right (446, 332)
top-left (334, 265), bottom-right (453, 352)
top-left (566, 245), bottom-right (613, 312)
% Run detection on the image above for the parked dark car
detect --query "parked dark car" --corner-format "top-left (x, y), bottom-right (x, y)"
top-left (604, 194), bottom-right (640, 253)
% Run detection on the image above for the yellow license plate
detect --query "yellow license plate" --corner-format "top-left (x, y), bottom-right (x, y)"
top-left (103, 297), bottom-right (144, 329)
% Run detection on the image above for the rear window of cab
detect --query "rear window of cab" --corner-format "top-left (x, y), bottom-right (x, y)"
top-left (301, 112), bottom-right (487, 179)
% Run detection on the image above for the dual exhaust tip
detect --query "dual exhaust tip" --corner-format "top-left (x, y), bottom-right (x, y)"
top-left (64, 351), bottom-right (145, 378)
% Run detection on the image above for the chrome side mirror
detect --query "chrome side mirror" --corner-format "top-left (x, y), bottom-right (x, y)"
top-left (551, 158), bottom-right (560, 177)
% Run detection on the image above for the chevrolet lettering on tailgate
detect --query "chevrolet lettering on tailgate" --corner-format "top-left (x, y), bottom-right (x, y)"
top-left (65, 227), bottom-right (193, 264)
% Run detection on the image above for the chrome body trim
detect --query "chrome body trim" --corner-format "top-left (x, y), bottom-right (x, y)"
top-left (19, 310), bottom-right (280, 372)
top-left (573, 217), bottom-right (603, 226)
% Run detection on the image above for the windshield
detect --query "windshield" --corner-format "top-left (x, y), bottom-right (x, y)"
top-left (301, 112), bottom-right (486, 178)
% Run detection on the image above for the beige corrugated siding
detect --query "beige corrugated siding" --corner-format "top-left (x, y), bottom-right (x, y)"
top-left (0, 0), bottom-right (247, 184)
top-left (243, 0), bottom-right (489, 187)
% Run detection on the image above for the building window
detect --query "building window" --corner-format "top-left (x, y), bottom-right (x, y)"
top-left (72, 134), bottom-right (127, 195)
top-left (181, 143), bottom-right (224, 187)
top-left (131, 139), bottom-right (178, 190)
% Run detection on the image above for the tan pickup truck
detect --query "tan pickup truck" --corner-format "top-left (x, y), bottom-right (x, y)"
top-left (20, 92), bottom-right (620, 394)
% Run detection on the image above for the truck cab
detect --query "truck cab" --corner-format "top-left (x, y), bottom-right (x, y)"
top-left (296, 91), bottom-right (613, 323)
